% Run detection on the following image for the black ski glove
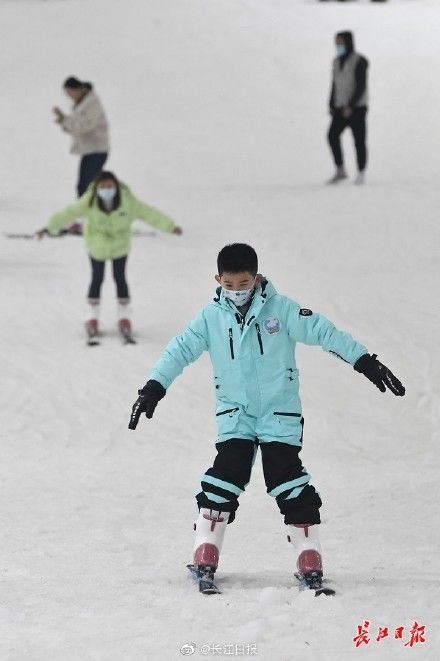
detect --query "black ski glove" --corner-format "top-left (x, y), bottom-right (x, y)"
top-left (354, 354), bottom-right (405, 396)
top-left (128, 379), bottom-right (166, 429)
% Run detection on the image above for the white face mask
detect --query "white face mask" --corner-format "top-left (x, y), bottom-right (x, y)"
top-left (97, 187), bottom-right (116, 202)
top-left (222, 286), bottom-right (254, 307)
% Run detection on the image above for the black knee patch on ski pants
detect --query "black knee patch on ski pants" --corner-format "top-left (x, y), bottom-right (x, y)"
top-left (196, 439), bottom-right (256, 524)
top-left (261, 441), bottom-right (322, 524)
top-left (196, 432), bottom-right (322, 525)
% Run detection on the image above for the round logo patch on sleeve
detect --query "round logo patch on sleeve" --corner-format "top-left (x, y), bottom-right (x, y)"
top-left (299, 308), bottom-right (313, 316)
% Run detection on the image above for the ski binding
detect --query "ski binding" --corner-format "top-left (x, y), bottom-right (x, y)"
top-left (187, 564), bottom-right (221, 594)
top-left (294, 571), bottom-right (335, 597)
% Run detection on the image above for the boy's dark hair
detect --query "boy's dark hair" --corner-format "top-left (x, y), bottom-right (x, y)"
top-left (89, 170), bottom-right (121, 212)
top-left (217, 243), bottom-right (258, 276)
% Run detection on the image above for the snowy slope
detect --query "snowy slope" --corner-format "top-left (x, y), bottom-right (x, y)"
top-left (1, 0), bottom-right (440, 659)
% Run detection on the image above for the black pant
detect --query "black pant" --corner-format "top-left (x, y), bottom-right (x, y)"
top-left (328, 107), bottom-right (367, 172)
top-left (88, 255), bottom-right (129, 299)
top-left (77, 152), bottom-right (108, 197)
top-left (196, 429), bottom-right (322, 525)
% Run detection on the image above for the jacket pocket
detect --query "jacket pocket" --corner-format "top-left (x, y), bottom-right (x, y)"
top-left (272, 411), bottom-right (303, 442)
top-left (215, 406), bottom-right (240, 436)
top-left (216, 407), bottom-right (239, 417)
top-left (273, 411), bottom-right (301, 417)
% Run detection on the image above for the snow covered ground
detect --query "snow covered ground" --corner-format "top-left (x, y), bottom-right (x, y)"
top-left (1, 0), bottom-right (440, 659)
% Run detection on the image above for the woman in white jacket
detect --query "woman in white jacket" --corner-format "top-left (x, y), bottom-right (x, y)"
top-left (53, 76), bottom-right (110, 196)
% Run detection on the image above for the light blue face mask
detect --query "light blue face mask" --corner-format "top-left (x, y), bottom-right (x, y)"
top-left (97, 187), bottom-right (116, 202)
top-left (336, 45), bottom-right (346, 57)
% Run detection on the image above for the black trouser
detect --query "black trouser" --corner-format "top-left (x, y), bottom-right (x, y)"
top-left (328, 107), bottom-right (367, 172)
top-left (77, 152), bottom-right (108, 197)
top-left (88, 255), bottom-right (129, 299)
top-left (196, 429), bottom-right (322, 525)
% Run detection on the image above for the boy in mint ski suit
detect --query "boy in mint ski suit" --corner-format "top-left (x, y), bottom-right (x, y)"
top-left (129, 244), bottom-right (405, 587)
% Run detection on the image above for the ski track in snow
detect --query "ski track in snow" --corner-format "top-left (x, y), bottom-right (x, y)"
top-left (1, 0), bottom-right (440, 659)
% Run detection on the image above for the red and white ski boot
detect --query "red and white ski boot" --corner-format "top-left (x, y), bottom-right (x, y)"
top-left (85, 298), bottom-right (100, 345)
top-left (287, 523), bottom-right (334, 595)
top-left (187, 508), bottom-right (229, 594)
top-left (117, 298), bottom-right (136, 344)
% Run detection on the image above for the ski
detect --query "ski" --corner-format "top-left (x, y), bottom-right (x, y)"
top-left (4, 228), bottom-right (75, 240)
top-left (187, 564), bottom-right (221, 595)
top-left (5, 229), bottom-right (156, 240)
top-left (294, 571), bottom-right (335, 597)
top-left (131, 230), bottom-right (156, 238)
top-left (120, 329), bottom-right (136, 345)
top-left (87, 332), bottom-right (100, 346)
top-left (4, 233), bottom-right (38, 240)
top-left (86, 321), bottom-right (100, 346)
top-left (85, 328), bottom-right (136, 345)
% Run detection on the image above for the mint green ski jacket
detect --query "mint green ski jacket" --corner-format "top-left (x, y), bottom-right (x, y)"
top-left (150, 279), bottom-right (368, 445)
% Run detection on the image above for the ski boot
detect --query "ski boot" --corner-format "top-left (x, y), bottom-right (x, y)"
top-left (85, 298), bottom-right (100, 345)
top-left (287, 523), bottom-right (334, 595)
top-left (117, 298), bottom-right (136, 344)
top-left (187, 508), bottom-right (229, 594)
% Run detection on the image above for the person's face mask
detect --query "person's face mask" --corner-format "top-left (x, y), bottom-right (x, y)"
top-left (222, 285), bottom-right (255, 306)
top-left (97, 187), bottom-right (116, 202)
top-left (336, 45), bottom-right (346, 57)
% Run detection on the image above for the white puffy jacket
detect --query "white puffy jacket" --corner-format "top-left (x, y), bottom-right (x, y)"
top-left (61, 90), bottom-right (109, 155)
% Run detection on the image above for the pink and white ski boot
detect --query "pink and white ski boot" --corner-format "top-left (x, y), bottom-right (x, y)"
top-left (287, 523), bottom-right (334, 594)
top-left (193, 508), bottom-right (229, 572)
top-left (117, 298), bottom-right (135, 343)
top-left (85, 298), bottom-right (100, 345)
top-left (188, 508), bottom-right (229, 593)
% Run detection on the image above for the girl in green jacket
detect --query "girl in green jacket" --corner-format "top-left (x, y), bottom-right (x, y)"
top-left (37, 171), bottom-right (182, 343)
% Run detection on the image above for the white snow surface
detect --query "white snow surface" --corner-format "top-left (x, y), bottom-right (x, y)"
top-left (1, 0), bottom-right (440, 659)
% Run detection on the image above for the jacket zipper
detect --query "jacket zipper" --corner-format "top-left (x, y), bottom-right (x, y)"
top-left (228, 328), bottom-right (235, 359)
top-left (235, 312), bottom-right (245, 333)
top-left (255, 323), bottom-right (264, 355)
top-left (216, 407), bottom-right (239, 417)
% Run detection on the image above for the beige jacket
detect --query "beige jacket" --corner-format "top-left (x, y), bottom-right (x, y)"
top-left (61, 90), bottom-right (109, 155)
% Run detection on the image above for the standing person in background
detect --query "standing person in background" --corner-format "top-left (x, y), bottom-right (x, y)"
top-left (327, 32), bottom-right (369, 185)
top-left (53, 77), bottom-right (110, 197)
top-left (36, 171), bottom-right (182, 345)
